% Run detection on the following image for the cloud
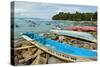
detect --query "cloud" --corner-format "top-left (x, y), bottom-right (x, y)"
top-left (13, 1), bottom-right (97, 19)
top-left (55, 7), bottom-right (81, 14)
top-left (15, 8), bottom-right (27, 13)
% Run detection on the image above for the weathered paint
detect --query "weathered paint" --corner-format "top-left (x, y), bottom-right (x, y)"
top-left (22, 32), bottom-right (97, 59)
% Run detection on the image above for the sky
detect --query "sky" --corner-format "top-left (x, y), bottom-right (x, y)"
top-left (13, 1), bottom-right (97, 19)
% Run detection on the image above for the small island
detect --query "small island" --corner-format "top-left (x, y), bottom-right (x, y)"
top-left (52, 12), bottom-right (97, 21)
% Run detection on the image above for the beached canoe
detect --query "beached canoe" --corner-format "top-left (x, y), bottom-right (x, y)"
top-left (64, 26), bottom-right (97, 31)
top-left (22, 32), bottom-right (97, 62)
top-left (50, 30), bottom-right (97, 43)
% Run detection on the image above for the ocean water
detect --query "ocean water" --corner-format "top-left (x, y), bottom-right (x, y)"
top-left (12, 18), bottom-right (96, 40)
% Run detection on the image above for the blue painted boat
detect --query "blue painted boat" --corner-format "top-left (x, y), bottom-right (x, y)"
top-left (50, 30), bottom-right (97, 43)
top-left (22, 32), bottom-right (97, 62)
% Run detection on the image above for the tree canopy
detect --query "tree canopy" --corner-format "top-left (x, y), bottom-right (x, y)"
top-left (52, 11), bottom-right (97, 21)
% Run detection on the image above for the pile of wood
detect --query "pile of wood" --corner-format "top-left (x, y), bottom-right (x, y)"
top-left (13, 38), bottom-right (68, 65)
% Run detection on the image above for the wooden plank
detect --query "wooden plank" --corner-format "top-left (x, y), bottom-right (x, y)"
top-left (31, 48), bottom-right (38, 53)
top-left (12, 46), bottom-right (35, 50)
top-left (19, 49), bottom-right (43, 63)
top-left (31, 55), bottom-right (40, 64)
top-left (40, 56), bottom-right (48, 64)
top-left (46, 53), bottom-right (50, 58)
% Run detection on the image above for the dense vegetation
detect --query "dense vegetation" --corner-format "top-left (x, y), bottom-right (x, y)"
top-left (52, 12), bottom-right (97, 21)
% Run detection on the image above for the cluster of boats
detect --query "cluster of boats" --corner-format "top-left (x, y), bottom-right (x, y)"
top-left (22, 26), bottom-right (97, 62)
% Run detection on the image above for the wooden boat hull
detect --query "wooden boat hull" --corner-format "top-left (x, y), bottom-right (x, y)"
top-left (64, 26), bottom-right (97, 31)
top-left (22, 32), bottom-right (97, 62)
top-left (50, 30), bottom-right (97, 43)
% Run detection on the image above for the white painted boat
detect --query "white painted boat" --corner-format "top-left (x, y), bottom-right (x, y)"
top-left (50, 30), bottom-right (97, 43)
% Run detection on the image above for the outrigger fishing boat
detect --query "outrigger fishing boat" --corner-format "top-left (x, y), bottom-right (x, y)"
top-left (64, 26), bottom-right (97, 31)
top-left (50, 30), bottom-right (97, 43)
top-left (22, 32), bottom-right (97, 62)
